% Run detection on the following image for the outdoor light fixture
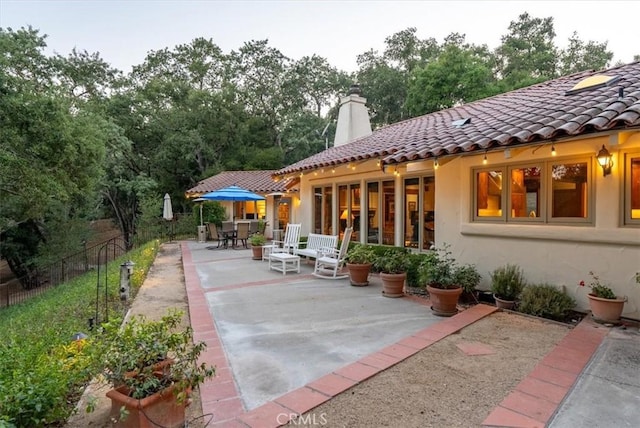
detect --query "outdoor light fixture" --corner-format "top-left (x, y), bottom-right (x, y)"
top-left (483, 151), bottom-right (488, 164)
top-left (596, 145), bottom-right (613, 176)
top-left (434, 158), bottom-right (439, 170)
top-left (551, 144), bottom-right (557, 156)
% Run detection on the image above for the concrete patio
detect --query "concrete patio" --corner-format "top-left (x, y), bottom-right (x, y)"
top-left (180, 241), bottom-right (640, 427)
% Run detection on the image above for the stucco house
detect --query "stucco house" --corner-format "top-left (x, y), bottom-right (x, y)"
top-left (185, 170), bottom-right (298, 239)
top-left (273, 63), bottom-right (640, 318)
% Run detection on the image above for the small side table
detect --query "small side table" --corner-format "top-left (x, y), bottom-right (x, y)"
top-left (268, 253), bottom-right (300, 276)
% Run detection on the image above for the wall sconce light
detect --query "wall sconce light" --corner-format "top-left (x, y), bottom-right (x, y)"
top-left (331, 168), bottom-right (335, 174)
top-left (483, 151), bottom-right (488, 165)
top-left (596, 145), bottom-right (613, 176)
top-left (551, 144), bottom-right (557, 156)
top-left (434, 158), bottom-right (439, 170)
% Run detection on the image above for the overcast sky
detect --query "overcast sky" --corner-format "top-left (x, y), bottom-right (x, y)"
top-left (1, 0), bottom-right (638, 73)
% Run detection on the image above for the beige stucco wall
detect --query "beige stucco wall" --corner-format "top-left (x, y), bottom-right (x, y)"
top-left (435, 132), bottom-right (640, 318)
top-left (294, 131), bottom-right (640, 318)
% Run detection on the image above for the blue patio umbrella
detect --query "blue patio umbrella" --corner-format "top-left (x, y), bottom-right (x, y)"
top-left (200, 185), bottom-right (265, 219)
top-left (201, 185), bottom-right (265, 202)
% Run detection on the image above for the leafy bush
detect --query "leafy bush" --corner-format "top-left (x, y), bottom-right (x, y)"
top-left (346, 244), bottom-right (377, 264)
top-left (0, 241), bottom-right (159, 427)
top-left (373, 248), bottom-right (411, 274)
top-left (406, 252), bottom-right (433, 288)
top-left (418, 246), bottom-right (481, 292)
top-left (490, 264), bottom-right (526, 300)
top-left (518, 284), bottom-right (576, 321)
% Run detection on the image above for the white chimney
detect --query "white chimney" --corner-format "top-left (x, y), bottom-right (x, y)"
top-left (333, 84), bottom-right (372, 147)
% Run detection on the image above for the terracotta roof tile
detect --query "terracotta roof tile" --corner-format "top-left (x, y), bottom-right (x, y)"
top-left (185, 170), bottom-right (295, 196)
top-left (275, 62), bottom-right (640, 176)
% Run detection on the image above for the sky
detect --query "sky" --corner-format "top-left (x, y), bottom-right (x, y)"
top-left (1, 0), bottom-right (638, 74)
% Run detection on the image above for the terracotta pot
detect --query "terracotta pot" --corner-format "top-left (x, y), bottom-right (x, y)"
top-left (427, 285), bottom-right (462, 317)
top-left (380, 272), bottom-right (406, 297)
top-left (107, 383), bottom-right (191, 428)
top-left (251, 246), bottom-right (263, 260)
top-left (347, 263), bottom-right (372, 286)
top-left (493, 294), bottom-right (516, 310)
top-left (588, 293), bottom-right (626, 324)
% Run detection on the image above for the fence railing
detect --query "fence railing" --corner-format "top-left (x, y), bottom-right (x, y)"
top-left (1, 215), bottom-right (197, 309)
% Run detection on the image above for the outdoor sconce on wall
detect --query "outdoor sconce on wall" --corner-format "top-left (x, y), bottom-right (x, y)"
top-left (596, 145), bottom-right (614, 177)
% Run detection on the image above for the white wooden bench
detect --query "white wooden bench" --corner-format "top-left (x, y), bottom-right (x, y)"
top-left (295, 233), bottom-right (338, 261)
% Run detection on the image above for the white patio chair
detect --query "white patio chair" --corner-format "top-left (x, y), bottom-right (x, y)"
top-left (265, 223), bottom-right (301, 255)
top-left (312, 227), bottom-right (352, 279)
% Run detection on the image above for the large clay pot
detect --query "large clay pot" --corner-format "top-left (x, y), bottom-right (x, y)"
top-left (493, 294), bottom-right (516, 310)
top-left (107, 383), bottom-right (190, 428)
top-left (427, 285), bottom-right (463, 317)
top-left (347, 263), bottom-right (372, 286)
top-left (588, 293), bottom-right (626, 324)
top-left (380, 272), bottom-right (406, 298)
top-left (251, 245), bottom-right (263, 260)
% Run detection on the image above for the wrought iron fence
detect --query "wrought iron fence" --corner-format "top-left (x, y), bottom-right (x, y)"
top-left (0, 214), bottom-right (197, 309)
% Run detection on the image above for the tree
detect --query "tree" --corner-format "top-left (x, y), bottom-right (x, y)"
top-left (558, 31), bottom-right (612, 75)
top-left (0, 27), bottom-right (107, 281)
top-left (405, 33), bottom-right (498, 116)
top-left (495, 12), bottom-right (558, 89)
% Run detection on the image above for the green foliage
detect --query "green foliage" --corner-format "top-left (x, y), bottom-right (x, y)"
top-left (373, 248), bottom-right (411, 274)
top-left (248, 233), bottom-right (266, 246)
top-left (581, 271), bottom-right (617, 299)
top-left (346, 244), bottom-right (377, 264)
top-left (0, 241), bottom-right (158, 426)
top-left (490, 264), bottom-right (527, 301)
top-left (518, 284), bottom-right (576, 321)
top-left (201, 201), bottom-right (227, 226)
top-left (418, 246), bottom-right (481, 292)
top-left (93, 310), bottom-right (215, 401)
top-left (405, 252), bottom-right (432, 288)
top-left (405, 33), bottom-right (498, 116)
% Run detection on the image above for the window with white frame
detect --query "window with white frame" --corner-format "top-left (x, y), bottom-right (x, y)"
top-left (625, 151), bottom-right (640, 226)
top-left (473, 157), bottom-right (592, 224)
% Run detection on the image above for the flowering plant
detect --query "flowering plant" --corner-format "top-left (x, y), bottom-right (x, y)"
top-left (579, 271), bottom-right (616, 299)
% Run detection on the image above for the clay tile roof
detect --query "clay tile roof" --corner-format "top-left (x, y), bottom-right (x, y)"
top-left (275, 61), bottom-right (640, 177)
top-left (185, 170), bottom-right (295, 197)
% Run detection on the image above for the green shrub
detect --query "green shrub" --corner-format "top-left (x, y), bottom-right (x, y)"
top-left (490, 264), bottom-right (526, 300)
top-left (406, 253), bottom-right (433, 288)
top-left (518, 284), bottom-right (576, 321)
top-left (0, 241), bottom-right (159, 427)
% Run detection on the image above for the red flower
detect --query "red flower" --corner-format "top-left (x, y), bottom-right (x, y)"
top-left (579, 280), bottom-right (585, 287)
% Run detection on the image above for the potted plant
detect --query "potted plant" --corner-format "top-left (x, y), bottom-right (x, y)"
top-left (579, 271), bottom-right (628, 324)
top-left (94, 310), bottom-right (216, 427)
top-left (345, 244), bottom-right (377, 286)
top-left (418, 247), bottom-right (481, 316)
top-left (490, 264), bottom-right (526, 310)
top-left (249, 233), bottom-right (267, 260)
top-left (373, 249), bottom-right (411, 297)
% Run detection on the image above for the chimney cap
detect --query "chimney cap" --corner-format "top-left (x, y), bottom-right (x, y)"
top-left (348, 84), bottom-right (362, 95)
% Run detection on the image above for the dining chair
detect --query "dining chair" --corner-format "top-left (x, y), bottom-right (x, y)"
top-left (206, 223), bottom-right (225, 248)
top-left (235, 222), bottom-right (250, 249)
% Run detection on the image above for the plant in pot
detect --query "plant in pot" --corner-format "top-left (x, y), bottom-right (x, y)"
top-left (490, 264), bottom-right (526, 310)
top-left (373, 249), bottom-right (411, 297)
top-left (418, 247), bottom-right (481, 316)
top-left (345, 244), bottom-right (377, 286)
top-left (249, 233), bottom-right (267, 260)
top-left (579, 271), bottom-right (628, 324)
top-left (94, 310), bottom-right (216, 428)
